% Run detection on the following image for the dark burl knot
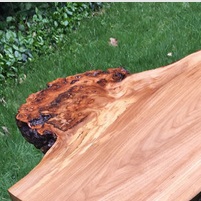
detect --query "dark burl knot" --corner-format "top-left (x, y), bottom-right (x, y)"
top-left (16, 67), bottom-right (130, 154)
top-left (16, 120), bottom-right (57, 153)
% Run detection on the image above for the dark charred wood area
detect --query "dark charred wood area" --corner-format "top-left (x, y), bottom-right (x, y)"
top-left (16, 67), bottom-right (130, 153)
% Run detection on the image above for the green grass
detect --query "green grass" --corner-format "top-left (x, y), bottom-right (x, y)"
top-left (1, 2), bottom-right (201, 200)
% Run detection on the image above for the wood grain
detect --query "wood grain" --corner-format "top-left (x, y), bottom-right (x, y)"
top-left (8, 51), bottom-right (201, 201)
top-left (15, 67), bottom-right (130, 153)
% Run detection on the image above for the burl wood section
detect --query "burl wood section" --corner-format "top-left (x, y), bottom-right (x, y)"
top-left (9, 51), bottom-right (201, 201)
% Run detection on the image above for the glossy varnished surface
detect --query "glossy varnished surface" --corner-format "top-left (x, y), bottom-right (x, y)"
top-left (16, 68), bottom-right (129, 153)
top-left (9, 51), bottom-right (201, 200)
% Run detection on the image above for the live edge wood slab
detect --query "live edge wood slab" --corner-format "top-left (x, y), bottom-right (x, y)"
top-left (8, 51), bottom-right (201, 201)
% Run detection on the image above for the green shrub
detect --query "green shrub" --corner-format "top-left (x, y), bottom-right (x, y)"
top-left (0, 2), bottom-right (103, 82)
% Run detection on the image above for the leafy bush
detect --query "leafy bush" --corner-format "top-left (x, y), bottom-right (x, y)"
top-left (0, 2), bottom-right (103, 82)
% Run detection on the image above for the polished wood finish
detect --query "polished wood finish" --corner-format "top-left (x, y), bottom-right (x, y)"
top-left (9, 51), bottom-right (201, 201)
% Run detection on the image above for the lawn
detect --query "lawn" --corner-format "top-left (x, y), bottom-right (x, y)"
top-left (1, 2), bottom-right (201, 200)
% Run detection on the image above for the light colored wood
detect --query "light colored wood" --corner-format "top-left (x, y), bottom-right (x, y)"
top-left (8, 51), bottom-right (201, 201)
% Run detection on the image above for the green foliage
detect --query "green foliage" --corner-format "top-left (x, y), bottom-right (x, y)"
top-left (0, 2), bottom-right (103, 82)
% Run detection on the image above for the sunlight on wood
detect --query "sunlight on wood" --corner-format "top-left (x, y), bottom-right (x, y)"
top-left (9, 51), bottom-right (201, 201)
